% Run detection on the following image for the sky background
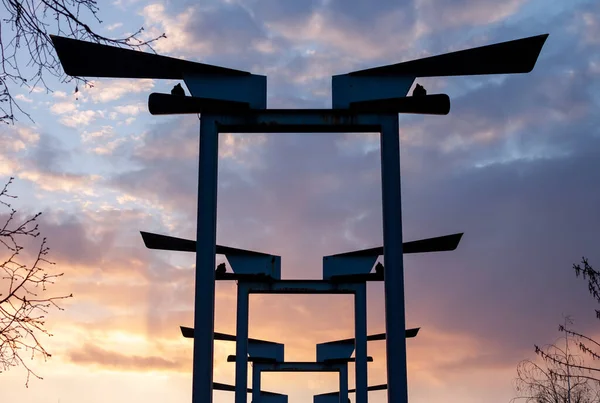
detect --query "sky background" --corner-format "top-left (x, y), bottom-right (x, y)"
top-left (1, 0), bottom-right (600, 402)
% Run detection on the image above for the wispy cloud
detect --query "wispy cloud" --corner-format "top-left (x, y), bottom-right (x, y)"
top-left (2, 1), bottom-right (600, 403)
top-left (68, 344), bottom-right (182, 372)
top-left (15, 93), bottom-right (33, 103)
top-left (51, 101), bottom-right (77, 115)
top-left (106, 22), bottom-right (124, 31)
top-left (113, 103), bottom-right (146, 116)
top-left (59, 109), bottom-right (99, 127)
top-left (84, 79), bottom-right (155, 103)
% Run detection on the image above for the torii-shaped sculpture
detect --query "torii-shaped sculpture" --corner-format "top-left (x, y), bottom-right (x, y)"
top-left (50, 32), bottom-right (548, 403)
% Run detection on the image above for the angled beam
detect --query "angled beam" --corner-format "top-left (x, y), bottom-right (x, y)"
top-left (213, 382), bottom-right (284, 396)
top-left (330, 233), bottom-right (463, 258)
top-left (180, 326), bottom-right (280, 344)
top-left (319, 328), bottom-right (420, 345)
top-left (184, 326), bottom-right (285, 364)
top-left (143, 230), bottom-right (283, 277)
top-left (316, 329), bottom-right (419, 362)
top-left (50, 35), bottom-right (250, 78)
top-left (348, 34), bottom-right (548, 77)
top-left (323, 233), bottom-right (463, 280)
top-left (140, 231), bottom-right (271, 256)
top-left (316, 384), bottom-right (388, 397)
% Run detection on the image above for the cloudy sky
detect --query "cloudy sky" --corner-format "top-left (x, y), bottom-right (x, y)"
top-left (1, 0), bottom-right (600, 402)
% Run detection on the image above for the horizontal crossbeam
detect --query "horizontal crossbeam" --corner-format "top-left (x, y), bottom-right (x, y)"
top-left (241, 280), bottom-right (362, 294)
top-left (349, 94), bottom-right (450, 115)
top-left (227, 356), bottom-right (373, 364)
top-left (147, 92), bottom-right (449, 116)
top-left (149, 93), bottom-right (251, 114)
top-left (251, 361), bottom-right (361, 372)
top-left (204, 110), bottom-right (396, 133)
top-left (328, 273), bottom-right (382, 282)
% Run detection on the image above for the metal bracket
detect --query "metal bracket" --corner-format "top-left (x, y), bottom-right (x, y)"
top-left (184, 73), bottom-right (267, 109)
top-left (331, 74), bottom-right (414, 109)
top-left (227, 255), bottom-right (281, 280)
top-left (322, 255), bottom-right (378, 280)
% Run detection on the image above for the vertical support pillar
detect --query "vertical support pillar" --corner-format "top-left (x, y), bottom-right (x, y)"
top-left (354, 284), bottom-right (368, 403)
top-left (339, 364), bottom-right (349, 403)
top-left (235, 283), bottom-right (250, 403)
top-left (192, 115), bottom-right (219, 403)
top-left (379, 115), bottom-right (408, 403)
top-left (252, 365), bottom-right (261, 403)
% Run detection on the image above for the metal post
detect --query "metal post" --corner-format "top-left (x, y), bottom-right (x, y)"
top-left (235, 283), bottom-right (250, 403)
top-left (252, 365), bottom-right (261, 403)
top-left (192, 115), bottom-right (219, 403)
top-left (565, 316), bottom-right (572, 403)
top-left (339, 364), bottom-right (349, 403)
top-left (379, 115), bottom-right (408, 403)
top-left (354, 283), bottom-right (368, 403)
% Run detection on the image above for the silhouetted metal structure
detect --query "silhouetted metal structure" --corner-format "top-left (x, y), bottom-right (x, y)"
top-left (141, 230), bottom-right (458, 403)
top-left (180, 327), bottom-right (289, 403)
top-left (51, 31), bottom-right (548, 403)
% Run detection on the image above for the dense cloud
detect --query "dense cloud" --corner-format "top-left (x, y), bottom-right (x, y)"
top-left (104, 0), bottom-right (600, 378)
top-left (2, 0), bottom-right (600, 402)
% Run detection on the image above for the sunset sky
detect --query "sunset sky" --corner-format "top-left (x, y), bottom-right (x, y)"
top-left (1, 0), bottom-right (600, 402)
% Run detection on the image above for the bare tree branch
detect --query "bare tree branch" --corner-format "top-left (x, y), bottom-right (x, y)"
top-left (0, 176), bottom-right (73, 386)
top-left (512, 341), bottom-right (600, 403)
top-left (558, 325), bottom-right (600, 362)
top-left (573, 258), bottom-right (600, 320)
top-left (513, 259), bottom-right (600, 402)
top-left (1, 0), bottom-right (166, 124)
top-left (536, 345), bottom-right (600, 375)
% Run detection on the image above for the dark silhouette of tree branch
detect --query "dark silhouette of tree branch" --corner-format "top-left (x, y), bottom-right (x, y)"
top-left (0, 177), bottom-right (73, 386)
top-left (532, 260), bottom-right (600, 385)
top-left (1, 0), bottom-right (166, 124)
top-left (573, 258), bottom-right (600, 320)
top-left (535, 344), bottom-right (600, 376)
top-left (514, 258), bottom-right (600, 402)
top-left (512, 340), bottom-right (600, 402)
top-left (534, 258), bottom-right (600, 385)
top-left (558, 325), bottom-right (600, 362)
